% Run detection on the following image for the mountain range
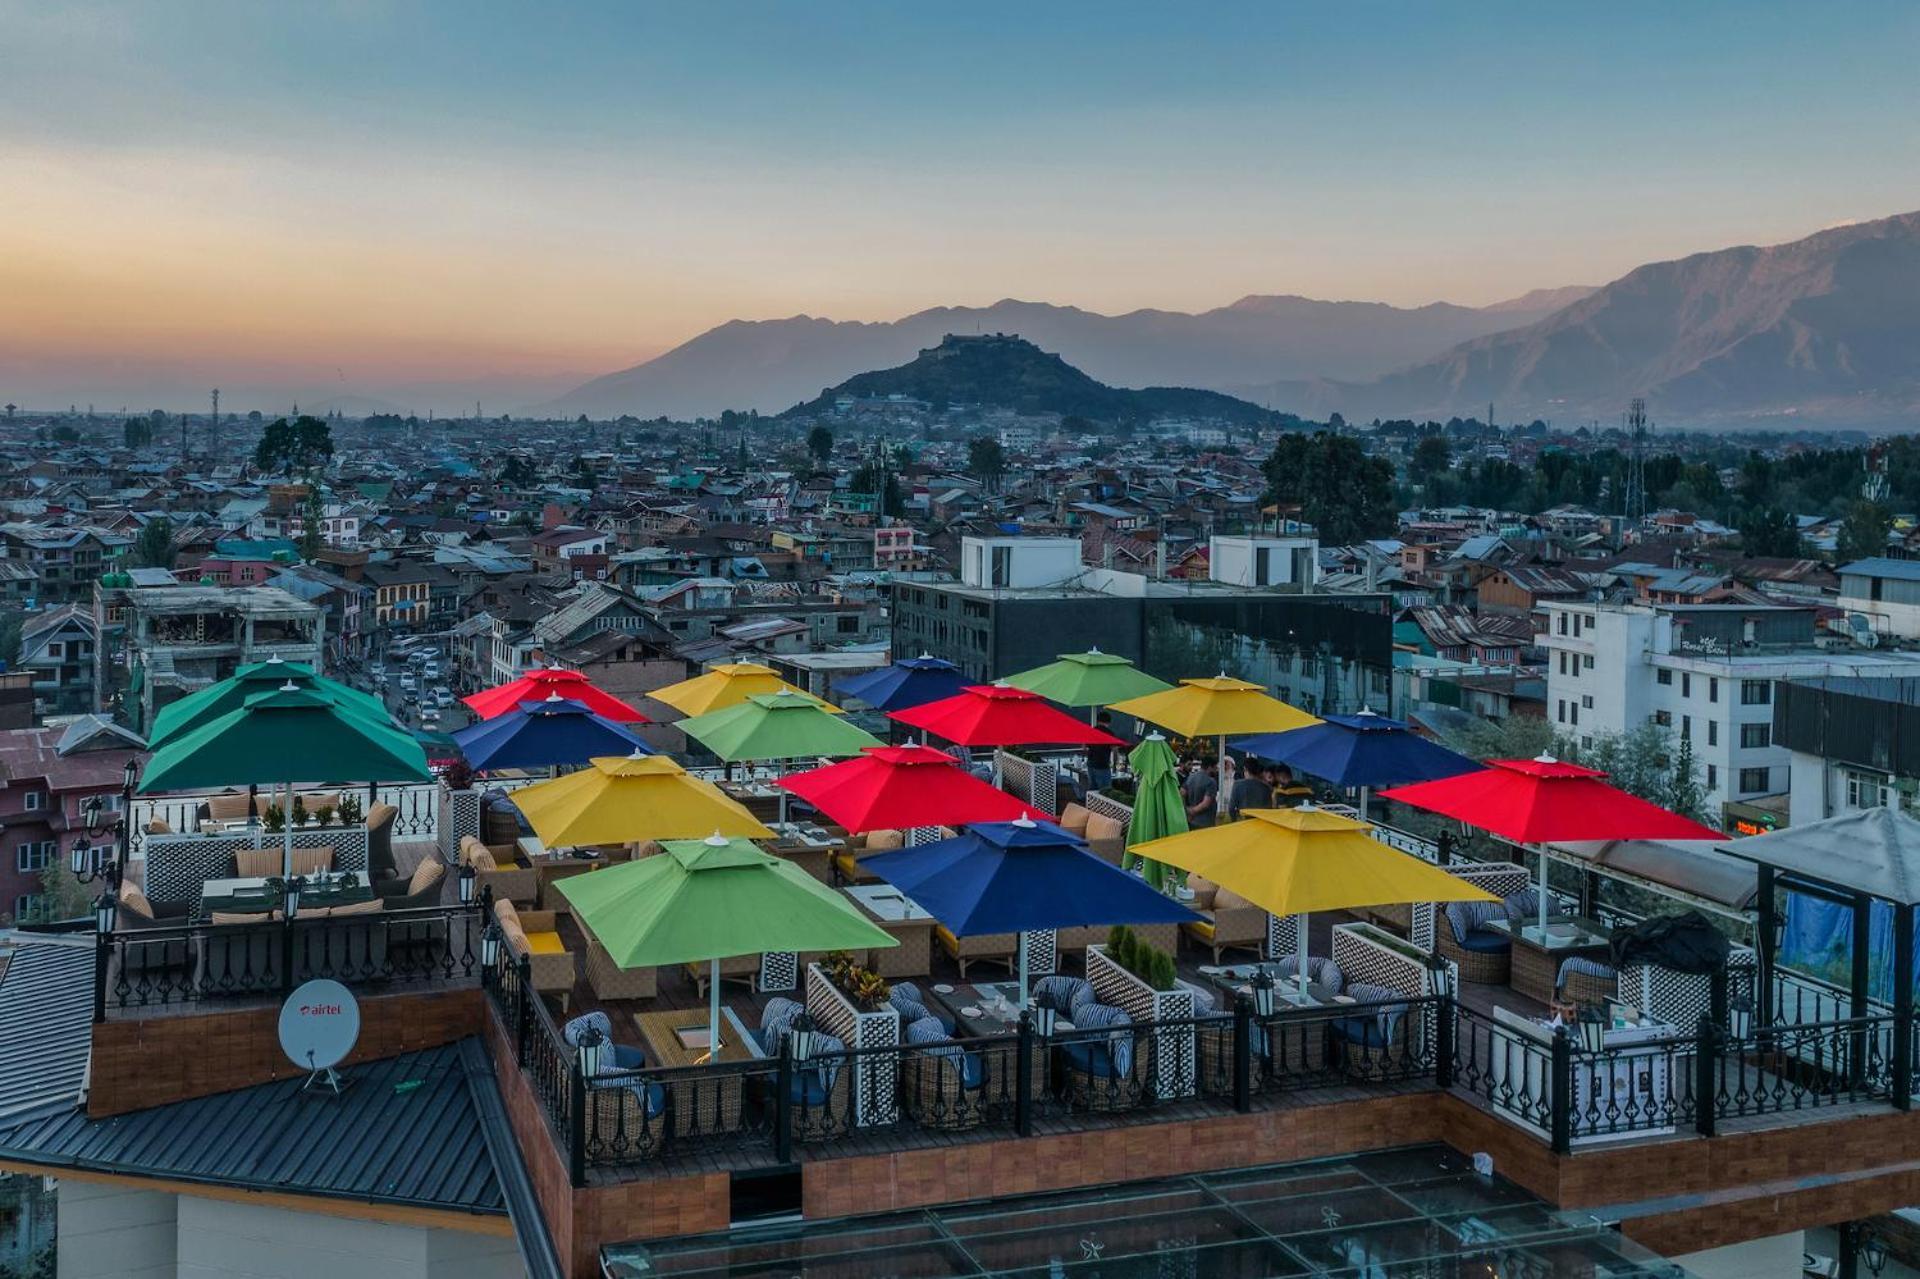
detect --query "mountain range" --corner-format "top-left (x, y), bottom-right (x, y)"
top-left (536, 290), bottom-right (1587, 420)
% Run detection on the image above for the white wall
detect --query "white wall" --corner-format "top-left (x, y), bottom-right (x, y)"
top-left (57, 1180), bottom-right (177, 1279)
top-left (1673, 1229), bottom-right (1805, 1279)
top-left (1208, 536), bottom-right (1316, 588)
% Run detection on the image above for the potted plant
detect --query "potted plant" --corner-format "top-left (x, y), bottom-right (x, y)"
top-left (263, 804), bottom-right (286, 835)
top-left (291, 795), bottom-right (309, 829)
top-left (337, 794), bottom-right (364, 827)
top-left (805, 957), bottom-right (901, 1127)
top-left (314, 803), bottom-right (337, 828)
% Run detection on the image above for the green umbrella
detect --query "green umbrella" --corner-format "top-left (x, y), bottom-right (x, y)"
top-left (139, 683), bottom-right (430, 878)
top-left (677, 690), bottom-right (883, 831)
top-left (149, 657), bottom-right (389, 749)
top-left (557, 834), bottom-right (897, 1054)
top-left (1124, 732), bottom-right (1189, 891)
top-left (1002, 649), bottom-right (1172, 719)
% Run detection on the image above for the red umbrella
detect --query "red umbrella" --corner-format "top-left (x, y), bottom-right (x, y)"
top-left (1380, 754), bottom-right (1722, 933)
top-left (777, 744), bottom-right (1048, 833)
top-left (462, 669), bottom-right (648, 724)
top-left (889, 684), bottom-right (1127, 748)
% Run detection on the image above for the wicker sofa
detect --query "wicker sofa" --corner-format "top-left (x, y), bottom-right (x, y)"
top-left (1180, 878), bottom-right (1267, 963)
top-left (495, 898), bottom-right (575, 1007)
top-left (460, 835), bottom-right (537, 905)
top-left (579, 913), bottom-right (657, 1001)
top-left (233, 846), bottom-right (335, 879)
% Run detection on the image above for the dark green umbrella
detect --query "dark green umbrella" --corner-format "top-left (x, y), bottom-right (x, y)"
top-left (149, 656), bottom-right (390, 749)
top-left (139, 683), bottom-right (430, 878)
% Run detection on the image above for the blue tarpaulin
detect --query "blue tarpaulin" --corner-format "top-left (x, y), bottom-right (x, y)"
top-left (1780, 889), bottom-right (1920, 1003)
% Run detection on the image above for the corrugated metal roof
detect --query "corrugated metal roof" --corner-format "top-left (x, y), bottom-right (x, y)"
top-left (0, 935), bottom-right (93, 1118)
top-left (0, 1040), bottom-right (504, 1216)
top-left (1840, 557), bottom-right (1920, 582)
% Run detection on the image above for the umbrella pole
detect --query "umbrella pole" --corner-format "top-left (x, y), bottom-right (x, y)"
top-left (1537, 848), bottom-right (1549, 934)
top-left (1358, 786), bottom-right (1370, 821)
top-left (1295, 912), bottom-right (1308, 1003)
top-left (710, 958), bottom-right (724, 1056)
top-left (1018, 935), bottom-right (1030, 1008)
top-left (778, 789), bottom-right (788, 836)
top-left (283, 780), bottom-right (295, 880)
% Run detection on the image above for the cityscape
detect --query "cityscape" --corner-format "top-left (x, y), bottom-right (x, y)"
top-left (3, 5), bottom-right (1920, 1279)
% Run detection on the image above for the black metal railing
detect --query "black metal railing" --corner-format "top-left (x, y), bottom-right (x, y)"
top-left (1710, 1014), bottom-right (1894, 1119)
top-left (95, 902), bottom-right (484, 1019)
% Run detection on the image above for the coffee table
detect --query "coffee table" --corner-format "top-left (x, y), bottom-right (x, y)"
top-left (633, 1006), bottom-right (765, 1136)
top-left (199, 874), bottom-right (373, 919)
top-left (1482, 917), bottom-right (1613, 1004)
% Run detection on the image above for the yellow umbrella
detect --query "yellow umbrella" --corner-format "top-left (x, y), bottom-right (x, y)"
top-left (509, 751), bottom-right (774, 847)
top-left (1110, 676), bottom-right (1319, 812)
top-left (651, 662), bottom-right (845, 718)
top-left (1129, 804), bottom-right (1495, 1001)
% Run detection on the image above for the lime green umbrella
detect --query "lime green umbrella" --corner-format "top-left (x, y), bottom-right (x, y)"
top-left (557, 834), bottom-right (896, 1053)
top-left (1003, 649), bottom-right (1172, 719)
top-left (1125, 732), bottom-right (1189, 891)
top-left (678, 690), bottom-right (883, 831)
top-left (139, 683), bottom-right (430, 878)
top-left (149, 656), bottom-right (389, 749)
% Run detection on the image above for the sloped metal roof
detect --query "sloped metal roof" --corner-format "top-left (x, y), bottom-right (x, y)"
top-left (0, 934), bottom-right (94, 1118)
top-left (0, 1040), bottom-right (505, 1216)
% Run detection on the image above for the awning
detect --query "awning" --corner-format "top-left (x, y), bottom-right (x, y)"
top-left (1717, 808), bottom-right (1920, 906)
top-left (1545, 837), bottom-right (1758, 914)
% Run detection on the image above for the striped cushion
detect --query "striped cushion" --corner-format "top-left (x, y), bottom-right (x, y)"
top-left (1500, 890), bottom-right (1542, 922)
top-left (1446, 899), bottom-right (1504, 940)
top-left (1558, 956), bottom-right (1615, 987)
top-left (563, 1011), bottom-right (613, 1047)
top-left (1033, 975), bottom-right (1094, 1014)
top-left (1072, 1002), bottom-right (1134, 1077)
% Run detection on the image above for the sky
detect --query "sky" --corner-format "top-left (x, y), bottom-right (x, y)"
top-left (2, 0), bottom-right (1917, 412)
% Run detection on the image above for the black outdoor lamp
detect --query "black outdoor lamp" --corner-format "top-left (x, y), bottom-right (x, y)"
top-left (121, 757), bottom-right (138, 799)
top-left (458, 861), bottom-right (476, 905)
top-left (1250, 967), bottom-right (1277, 1018)
top-left (284, 875), bottom-right (305, 920)
top-left (1030, 1001), bottom-right (1057, 1038)
top-left (1424, 952), bottom-right (1455, 1001)
top-left (576, 1022), bottom-right (606, 1077)
top-left (480, 921), bottom-right (502, 972)
top-left (789, 1011), bottom-right (818, 1062)
top-left (94, 889), bottom-right (117, 935)
top-left (1576, 1004), bottom-right (1606, 1055)
top-left (1727, 995), bottom-right (1754, 1041)
top-left (1863, 1230), bottom-right (1889, 1277)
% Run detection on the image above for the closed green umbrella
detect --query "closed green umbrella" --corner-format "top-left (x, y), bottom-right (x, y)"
top-left (1125, 732), bottom-right (1189, 891)
top-left (149, 656), bottom-right (389, 749)
top-left (139, 683), bottom-right (430, 878)
top-left (557, 835), bottom-right (897, 1054)
top-left (1002, 649), bottom-right (1172, 719)
top-left (678, 690), bottom-right (883, 831)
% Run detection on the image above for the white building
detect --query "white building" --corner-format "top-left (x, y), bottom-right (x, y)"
top-left (1539, 602), bottom-right (1920, 824)
top-left (1835, 557), bottom-right (1920, 642)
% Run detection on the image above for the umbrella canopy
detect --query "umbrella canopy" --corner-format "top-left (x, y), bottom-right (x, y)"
top-left (862, 818), bottom-right (1201, 936)
top-left (651, 662), bottom-right (842, 718)
top-left (1129, 806), bottom-right (1499, 919)
top-left (777, 744), bottom-right (1043, 833)
top-left (1236, 709), bottom-right (1481, 789)
top-left (1378, 756), bottom-right (1723, 846)
top-left (463, 668), bottom-right (647, 724)
top-left (832, 654), bottom-right (967, 713)
top-left (890, 684), bottom-right (1126, 748)
top-left (140, 684), bottom-right (429, 794)
top-left (510, 752), bottom-right (772, 847)
top-left (1124, 733), bottom-right (1189, 888)
top-left (452, 695), bottom-right (651, 771)
top-left (679, 690), bottom-right (883, 763)
top-left (1001, 650), bottom-right (1172, 708)
top-left (558, 836), bottom-right (896, 968)
top-left (149, 657), bottom-right (389, 749)
top-left (1109, 676), bottom-right (1320, 739)
top-left (559, 833), bottom-right (895, 1055)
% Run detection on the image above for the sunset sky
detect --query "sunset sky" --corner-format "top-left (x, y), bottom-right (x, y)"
top-left (3, 0), bottom-right (1917, 411)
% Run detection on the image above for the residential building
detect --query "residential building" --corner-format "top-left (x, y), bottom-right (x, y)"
top-left (118, 584), bottom-right (324, 735)
top-left (16, 605), bottom-right (96, 719)
top-left (1776, 676), bottom-right (1920, 828)
top-left (1836, 557), bottom-right (1920, 643)
top-left (1540, 600), bottom-right (1920, 825)
top-left (0, 718), bottom-right (141, 923)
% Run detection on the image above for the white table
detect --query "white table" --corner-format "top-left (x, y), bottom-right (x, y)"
top-left (844, 884), bottom-right (933, 922)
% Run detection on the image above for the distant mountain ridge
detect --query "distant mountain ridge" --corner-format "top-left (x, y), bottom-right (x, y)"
top-left (537, 289), bottom-right (1585, 419)
top-left (781, 333), bottom-right (1282, 425)
top-left (1300, 211), bottom-right (1920, 427)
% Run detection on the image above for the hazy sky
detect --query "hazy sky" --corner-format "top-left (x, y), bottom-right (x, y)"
top-left (3, 0), bottom-right (1917, 410)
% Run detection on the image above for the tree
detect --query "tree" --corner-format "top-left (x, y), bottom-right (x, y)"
top-left (1737, 506), bottom-right (1802, 558)
top-left (299, 486), bottom-right (324, 560)
top-left (253, 415), bottom-right (333, 476)
top-left (1260, 431), bottom-right (1396, 545)
top-left (0, 609), bottom-right (25, 667)
top-left (50, 424), bottom-right (79, 443)
top-left (1409, 435), bottom-right (1451, 485)
top-left (806, 425), bottom-right (835, 464)
top-left (133, 518), bottom-right (175, 570)
top-left (498, 454), bottom-right (537, 488)
top-left (1665, 734), bottom-right (1706, 824)
top-left (570, 455), bottom-right (597, 491)
top-left (967, 436), bottom-right (1007, 492)
top-left (1838, 499), bottom-right (1893, 563)
top-left (122, 417), bottom-right (153, 448)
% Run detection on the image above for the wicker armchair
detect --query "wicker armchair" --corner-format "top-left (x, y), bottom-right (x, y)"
top-left (364, 802), bottom-right (399, 883)
top-left (786, 1036), bottom-right (853, 1142)
top-left (936, 925), bottom-right (1018, 979)
top-left (1437, 902), bottom-right (1512, 985)
top-left (1060, 1003), bottom-right (1153, 1113)
top-left (1558, 956), bottom-right (1618, 1005)
top-left (580, 916), bottom-right (657, 1001)
top-left (107, 886), bottom-right (192, 1001)
top-left (495, 899), bottom-right (575, 1004)
top-left (292, 900), bottom-right (389, 981)
top-left (901, 1016), bottom-right (987, 1131)
top-left (1330, 982), bottom-right (1413, 1079)
top-left (461, 836), bottom-right (536, 905)
top-left (194, 914), bottom-right (282, 996)
top-left (1182, 887), bottom-right (1267, 964)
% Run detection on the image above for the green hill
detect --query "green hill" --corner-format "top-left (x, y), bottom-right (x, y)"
top-left (781, 333), bottom-right (1289, 426)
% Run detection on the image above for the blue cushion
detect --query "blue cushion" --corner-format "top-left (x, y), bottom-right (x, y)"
top-left (906, 1015), bottom-right (984, 1090)
top-left (1447, 898), bottom-right (1504, 940)
top-left (1459, 929), bottom-right (1512, 955)
top-left (610, 1044), bottom-right (647, 1070)
top-left (1330, 1017), bottom-right (1390, 1049)
top-left (788, 1071), bottom-right (832, 1107)
top-left (1061, 1039), bottom-right (1124, 1079)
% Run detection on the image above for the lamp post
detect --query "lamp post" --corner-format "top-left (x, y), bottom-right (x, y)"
top-left (480, 921), bottom-right (502, 976)
top-left (1576, 1004), bottom-right (1606, 1055)
top-left (458, 862), bottom-right (476, 906)
top-left (284, 876), bottom-right (305, 920)
top-left (72, 758), bottom-right (138, 889)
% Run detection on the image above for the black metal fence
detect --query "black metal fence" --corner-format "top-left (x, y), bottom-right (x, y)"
top-left (95, 902), bottom-right (485, 1018)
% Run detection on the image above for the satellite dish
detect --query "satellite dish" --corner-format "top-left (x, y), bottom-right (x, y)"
top-left (279, 979), bottom-right (360, 1095)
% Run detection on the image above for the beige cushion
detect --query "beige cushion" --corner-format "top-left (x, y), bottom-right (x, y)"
top-left (366, 801), bottom-right (397, 832)
top-left (865, 828), bottom-right (904, 851)
top-left (327, 898), bottom-right (384, 917)
top-left (406, 858), bottom-right (445, 897)
top-left (459, 836), bottom-right (497, 870)
top-left (232, 849), bottom-right (279, 878)
top-left (1186, 874), bottom-right (1220, 911)
top-left (493, 900), bottom-right (529, 955)
top-left (1058, 803), bottom-right (1092, 835)
top-left (118, 883), bottom-right (156, 920)
top-left (210, 910), bottom-right (271, 925)
top-left (204, 793), bottom-right (258, 822)
top-left (144, 820), bottom-right (172, 835)
top-left (1084, 812), bottom-right (1126, 843)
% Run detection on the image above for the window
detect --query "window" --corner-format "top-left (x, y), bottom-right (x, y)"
top-left (836, 616), bottom-right (860, 634)
top-left (1557, 652), bottom-right (1567, 675)
top-left (1581, 694), bottom-right (1594, 709)
top-left (1741, 680), bottom-right (1771, 706)
top-left (1740, 723), bottom-right (1771, 749)
top-left (1681, 673), bottom-right (1691, 698)
top-left (1738, 767), bottom-right (1771, 795)
top-left (1581, 736), bottom-right (1594, 751)
top-left (1656, 669), bottom-right (1673, 686)
top-left (1569, 702), bottom-right (1579, 726)
top-left (14, 840), bottom-right (53, 872)
top-left (1584, 655), bottom-right (1594, 670)
top-left (1557, 700), bottom-right (1566, 724)
top-left (1653, 709), bottom-right (1672, 727)
top-left (1708, 721), bottom-right (1718, 747)
top-left (1847, 770), bottom-right (1889, 809)
top-left (1709, 678), bottom-right (1719, 703)
top-left (1558, 613), bottom-right (1568, 635)
top-left (12, 894), bottom-right (41, 922)
top-left (22, 791), bottom-right (42, 812)
top-left (1681, 715), bottom-right (1691, 741)
top-left (1707, 764), bottom-right (1718, 789)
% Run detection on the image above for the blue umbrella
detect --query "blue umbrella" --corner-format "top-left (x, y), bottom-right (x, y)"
top-left (452, 696), bottom-right (652, 771)
top-left (833, 654), bottom-right (967, 713)
top-left (1236, 708), bottom-right (1480, 815)
top-left (860, 817), bottom-right (1201, 1002)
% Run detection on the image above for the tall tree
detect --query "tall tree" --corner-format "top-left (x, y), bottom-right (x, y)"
top-left (806, 425), bottom-right (835, 464)
top-left (299, 486), bottom-right (324, 560)
top-left (1260, 431), bottom-right (1396, 545)
top-left (133, 518), bottom-right (175, 570)
top-left (967, 436), bottom-right (1007, 493)
top-left (1737, 506), bottom-right (1803, 558)
top-left (1837, 499), bottom-right (1893, 563)
top-left (1409, 434), bottom-right (1451, 485)
top-left (253, 415), bottom-right (333, 476)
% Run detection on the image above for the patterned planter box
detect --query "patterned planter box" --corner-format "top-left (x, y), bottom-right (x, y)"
top-left (1087, 944), bottom-right (1195, 1100)
top-left (437, 785), bottom-right (482, 861)
top-left (805, 963), bottom-right (900, 1127)
top-left (144, 828), bottom-right (369, 909)
top-left (1331, 922), bottom-right (1456, 1064)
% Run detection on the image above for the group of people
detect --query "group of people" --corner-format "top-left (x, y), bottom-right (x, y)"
top-left (1179, 755), bottom-right (1312, 828)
